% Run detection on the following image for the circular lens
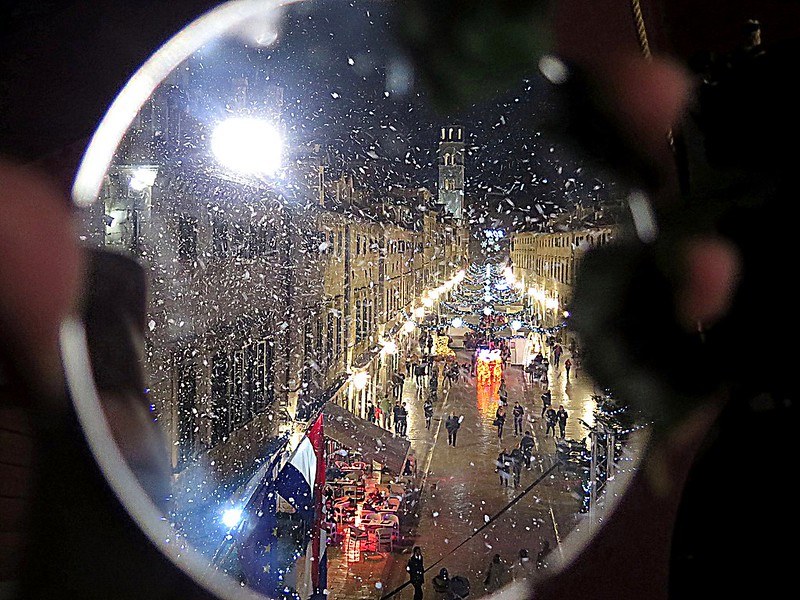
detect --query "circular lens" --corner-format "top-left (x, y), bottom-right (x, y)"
top-left (68, 1), bottom-right (649, 598)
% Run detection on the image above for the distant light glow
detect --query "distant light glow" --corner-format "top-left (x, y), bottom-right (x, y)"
top-left (129, 167), bottom-right (158, 191)
top-left (483, 307), bottom-right (492, 316)
top-left (451, 317), bottom-right (464, 328)
top-left (222, 508), bottom-right (243, 529)
top-left (413, 307), bottom-right (426, 319)
top-left (403, 320), bottom-right (416, 333)
top-left (351, 371), bottom-right (370, 390)
top-left (212, 117), bottom-right (282, 176)
top-left (511, 320), bottom-right (522, 330)
top-left (539, 54), bottom-right (570, 85)
top-left (381, 340), bottom-right (398, 355)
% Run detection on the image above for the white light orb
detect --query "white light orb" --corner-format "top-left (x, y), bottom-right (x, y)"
top-left (351, 371), bottom-right (370, 390)
top-left (403, 320), bottom-right (416, 333)
top-left (483, 307), bottom-right (492, 316)
top-left (212, 117), bottom-right (282, 176)
top-left (413, 307), bottom-right (426, 319)
top-left (221, 508), bottom-right (243, 528)
top-left (451, 317), bottom-right (463, 328)
top-left (511, 320), bottom-right (522, 330)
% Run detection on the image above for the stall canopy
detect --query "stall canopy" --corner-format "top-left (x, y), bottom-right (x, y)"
top-left (322, 402), bottom-right (410, 474)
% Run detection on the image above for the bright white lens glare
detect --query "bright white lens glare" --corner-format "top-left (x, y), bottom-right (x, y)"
top-left (483, 307), bottom-right (492, 316)
top-left (422, 296), bottom-right (434, 308)
top-left (413, 307), bottom-right (426, 319)
top-left (511, 320), bottom-right (522, 330)
top-left (381, 340), bottom-right (397, 355)
top-left (211, 117), bottom-right (282, 176)
top-left (351, 371), bottom-right (370, 390)
top-left (539, 54), bottom-right (570, 85)
top-left (129, 167), bottom-right (158, 191)
top-left (451, 317), bottom-right (463, 328)
top-left (403, 320), bottom-right (416, 333)
top-left (221, 508), bottom-right (243, 529)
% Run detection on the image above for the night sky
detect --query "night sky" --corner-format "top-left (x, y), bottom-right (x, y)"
top-left (177, 0), bottom-right (611, 220)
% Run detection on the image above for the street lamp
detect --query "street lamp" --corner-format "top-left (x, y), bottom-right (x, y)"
top-left (211, 117), bottom-right (283, 177)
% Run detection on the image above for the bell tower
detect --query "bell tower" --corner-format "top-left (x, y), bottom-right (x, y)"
top-left (438, 125), bottom-right (465, 221)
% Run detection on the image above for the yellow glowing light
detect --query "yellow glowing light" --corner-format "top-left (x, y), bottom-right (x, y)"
top-left (403, 320), bottom-right (416, 333)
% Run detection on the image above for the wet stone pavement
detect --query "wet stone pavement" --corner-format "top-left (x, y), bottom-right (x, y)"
top-left (327, 348), bottom-right (607, 600)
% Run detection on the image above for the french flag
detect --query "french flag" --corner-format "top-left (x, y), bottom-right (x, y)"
top-left (275, 415), bottom-right (327, 599)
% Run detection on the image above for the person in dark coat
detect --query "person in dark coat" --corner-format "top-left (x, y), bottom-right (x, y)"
top-left (393, 401), bottom-right (402, 435)
top-left (512, 402), bottom-right (524, 436)
top-left (545, 407), bottom-right (557, 437)
top-left (496, 449), bottom-right (512, 487)
top-left (398, 402), bottom-right (409, 436)
top-left (495, 405), bottom-right (507, 439)
top-left (556, 405), bottom-right (568, 438)
top-left (540, 389), bottom-right (552, 417)
top-left (520, 431), bottom-right (535, 469)
top-left (445, 413), bottom-right (461, 447)
top-left (423, 398), bottom-right (434, 429)
top-left (407, 546), bottom-right (425, 600)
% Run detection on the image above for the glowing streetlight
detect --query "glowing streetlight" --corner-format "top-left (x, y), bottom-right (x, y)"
top-left (511, 320), bottom-right (522, 331)
top-left (351, 371), bottom-right (369, 391)
top-left (129, 166), bottom-right (158, 191)
top-left (221, 508), bottom-right (243, 529)
top-left (211, 117), bottom-right (283, 176)
top-left (451, 317), bottom-right (463, 328)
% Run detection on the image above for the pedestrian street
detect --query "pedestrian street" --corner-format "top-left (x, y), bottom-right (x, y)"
top-left (351, 349), bottom-right (601, 599)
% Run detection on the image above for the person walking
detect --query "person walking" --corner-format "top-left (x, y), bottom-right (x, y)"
top-left (553, 343), bottom-right (563, 368)
top-left (520, 431), bottom-right (535, 469)
top-left (496, 449), bottom-right (512, 487)
top-left (556, 405), bottom-right (569, 438)
top-left (394, 371), bottom-right (406, 401)
top-left (545, 407), bottom-right (558, 438)
top-left (564, 358), bottom-right (572, 382)
top-left (525, 360), bottom-right (536, 384)
top-left (398, 402), bottom-right (409, 436)
top-left (540, 389), bottom-right (552, 417)
top-left (393, 401), bottom-right (402, 435)
top-left (512, 402), bottom-right (524, 436)
top-left (414, 361), bottom-right (426, 386)
top-left (445, 413), bottom-right (461, 447)
top-left (498, 378), bottom-right (508, 405)
top-left (367, 400), bottom-right (376, 424)
top-left (407, 546), bottom-right (425, 600)
top-left (494, 404), bottom-right (507, 440)
top-left (423, 397), bottom-right (433, 430)
top-left (483, 554), bottom-right (509, 593)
